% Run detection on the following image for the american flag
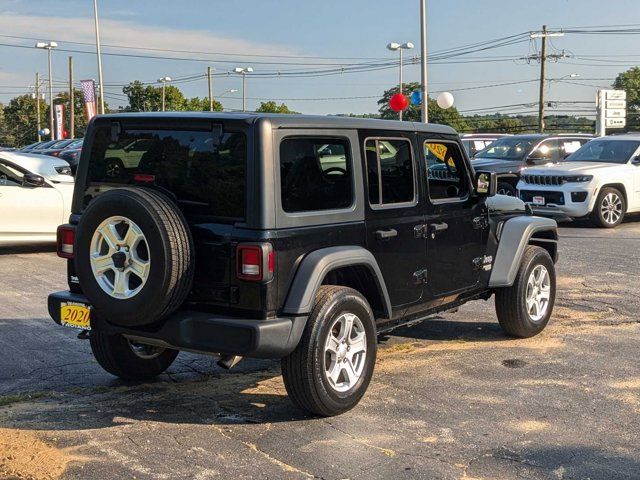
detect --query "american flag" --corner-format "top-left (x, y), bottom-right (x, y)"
top-left (80, 79), bottom-right (97, 121)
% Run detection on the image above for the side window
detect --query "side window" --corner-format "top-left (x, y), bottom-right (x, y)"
top-left (0, 161), bottom-right (24, 187)
top-left (425, 141), bottom-right (469, 201)
top-left (364, 138), bottom-right (415, 206)
top-left (280, 137), bottom-right (353, 213)
top-left (561, 139), bottom-right (583, 158)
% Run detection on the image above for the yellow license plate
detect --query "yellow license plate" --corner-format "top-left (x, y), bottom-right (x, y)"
top-left (60, 303), bottom-right (91, 330)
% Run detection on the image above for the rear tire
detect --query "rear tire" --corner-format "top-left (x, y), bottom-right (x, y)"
top-left (495, 246), bottom-right (555, 338)
top-left (90, 331), bottom-right (178, 380)
top-left (590, 187), bottom-right (625, 228)
top-left (281, 286), bottom-right (377, 417)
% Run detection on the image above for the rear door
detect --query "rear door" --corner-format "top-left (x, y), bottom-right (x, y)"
top-left (361, 132), bottom-right (427, 311)
top-left (420, 138), bottom-right (486, 298)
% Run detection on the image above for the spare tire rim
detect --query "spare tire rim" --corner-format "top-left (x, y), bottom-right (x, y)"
top-left (323, 312), bottom-right (367, 393)
top-left (525, 264), bottom-right (551, 322)
top-left (89, 216), bottom-right (151, 299)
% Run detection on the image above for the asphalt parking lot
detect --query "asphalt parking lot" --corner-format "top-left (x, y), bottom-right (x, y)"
top-left (1, 219), bottom-right (639, 480)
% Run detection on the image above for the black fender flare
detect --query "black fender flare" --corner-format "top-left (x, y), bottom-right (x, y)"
top-left (489, 216), bottom-right (558, 287)
top-left (282, 246), bottom-right (392, 319)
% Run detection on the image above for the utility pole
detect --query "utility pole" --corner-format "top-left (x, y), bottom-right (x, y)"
top-left (528, 26), bottom-right (566, 133)
top-left (35, 73), bottom-right (41, 141)
top-left (93, 0), bottom-right (105, 114)
top-left (207, 66), bottom-right (214, 111)
top-left (537, 25), bottom-right (548, 133)
top-left (69, 56), bottom-right (74, 139)
top-left (420, 0), bottom-right (428, 123)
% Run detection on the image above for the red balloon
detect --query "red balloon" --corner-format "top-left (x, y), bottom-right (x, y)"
top-left (389, 93), bottom-right (408, 112)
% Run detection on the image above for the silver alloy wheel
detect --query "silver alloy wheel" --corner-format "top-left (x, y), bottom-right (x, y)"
top-left (525, 265), bottom-right (551, 322)
top-left (127, 340), bottom-right (165, 359)
top-left (105, 161), bottom-right (121, 178)
top-left (89, 216), bottom-right (151, 299)
top-left (323, 312), bottom-right (367, 393)
top-left (601, 192), bottom-right (623, 225)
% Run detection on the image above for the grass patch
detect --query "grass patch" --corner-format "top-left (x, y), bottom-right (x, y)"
top-left (0, 392), bottom-right (46, 407)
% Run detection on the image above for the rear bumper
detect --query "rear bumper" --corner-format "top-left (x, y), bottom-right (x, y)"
top-left (48, 291), bottom-right (306, 359)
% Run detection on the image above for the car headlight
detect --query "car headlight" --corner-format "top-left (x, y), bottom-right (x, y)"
top-left (55, 166), bottom-right (72, 176)
top-left (563, 175), bottom-right (593, 183)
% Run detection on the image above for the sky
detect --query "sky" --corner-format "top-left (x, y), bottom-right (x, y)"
top-left (1, 0), bottom-right (640, 118)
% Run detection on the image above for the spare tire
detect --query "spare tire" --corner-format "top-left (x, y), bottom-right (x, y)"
top-left (75, 187), bottom-right (194, 327)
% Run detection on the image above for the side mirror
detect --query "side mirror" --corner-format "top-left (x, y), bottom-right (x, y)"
top-left (475, 170), bottom-right (497, 198)
top-left (632, 156), bottom-right (640, 166)
top-left (23, 173), bottom-right (46, 187)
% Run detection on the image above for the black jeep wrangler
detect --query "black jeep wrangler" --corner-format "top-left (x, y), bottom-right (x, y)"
top-left (48, 113), bottom-right (558, 416)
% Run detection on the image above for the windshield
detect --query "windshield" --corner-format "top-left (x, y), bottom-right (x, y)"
top-left (474, 137), bottom-right (538, 161)
top-left (566, 139), bottom-right (640, 164)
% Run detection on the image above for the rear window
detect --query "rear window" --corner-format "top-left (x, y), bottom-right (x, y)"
top-left (86, 126), bottom-right (246, 220)
top-left (280, 137), bottom-right (353, 213)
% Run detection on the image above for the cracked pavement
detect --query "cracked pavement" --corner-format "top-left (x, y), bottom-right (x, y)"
top-left (0, 219), bottom-right (639, 479)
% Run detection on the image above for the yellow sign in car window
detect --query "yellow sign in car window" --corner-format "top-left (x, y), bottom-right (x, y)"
top-left (426, 143), bottom-right (448, 162)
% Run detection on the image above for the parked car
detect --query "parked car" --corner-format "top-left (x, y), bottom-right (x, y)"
top-left (48, 113), bottom-right (558, 417)
top-left (58, 147), bottom-right (82, 174)
top-left (517, 135), bottom-right (640, 228)
top-left (460, 133), bottom-right (510, 158)
top-left (38, 139), bottom-right (83, 157)
top-left (20, 141), bottom-right (46, 152)
top-left (23, 140), bottom-right (59, 152)
top-left (471, 134), bottom-right (593, 196)
top-left (0, 151), bottom-right (74, 245)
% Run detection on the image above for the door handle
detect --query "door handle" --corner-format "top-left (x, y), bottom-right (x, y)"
top-left (429, 222), bottom-right (448, 236)
top-left (375, 228), bottom-right (398, 240)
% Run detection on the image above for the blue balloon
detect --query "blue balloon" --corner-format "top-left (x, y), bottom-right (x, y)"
top-left (410, 90), bottom-right (422, 105)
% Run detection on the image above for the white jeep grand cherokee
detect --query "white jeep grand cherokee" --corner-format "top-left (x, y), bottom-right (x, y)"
top-left (517, 136), bottom-right (640, 228)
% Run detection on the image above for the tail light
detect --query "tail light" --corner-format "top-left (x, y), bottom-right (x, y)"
top-left (57, 225), bottom-right (76, 259)
top-left (236, 243), bottom-right (274, 282)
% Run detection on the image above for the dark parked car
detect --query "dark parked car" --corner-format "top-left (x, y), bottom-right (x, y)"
top-left (48, 113), bottom-right (558, 417)
top-left (39, 139), bottom-right (83, 158)
top-left (471, 134), bottom-right (593, 196)
top-left (460, 133), bottom-right (510, 158)
top-left (23, 140), bottom-right (59, 152)
top-left (58, 147), bottom-right (82, 174)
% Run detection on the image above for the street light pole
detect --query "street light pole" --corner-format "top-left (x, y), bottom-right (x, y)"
top-left (93, 0), bottom-right (105, 115)
top-left (36, 42), bottom-right (58, 140)
top-left (207, 67), bottom-right (215, 111)
top-left (35, 72), bottom-right (41, 141)
top-left (234, 67), bottom-right (253, 112)
top-left (157, 77), bottom-right (171, 111)
top-left (387, 42), bottom-right (414, 121)
top-left (420, 0), bottom-right (428, 123)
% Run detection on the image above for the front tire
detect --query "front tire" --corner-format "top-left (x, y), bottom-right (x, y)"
top-left (495, 246), bottom-right (556, 338)
top-left (281, 286), bottom-right (377, 417)
top-left (497, 181), bottom-right (517, 197)
top-left (590, 187), bottom-right (625, 228)
top-left (90, 331), bottom-right (178, 380)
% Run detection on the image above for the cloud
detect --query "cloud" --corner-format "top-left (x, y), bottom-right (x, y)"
top-left (0, 13), bottom-right (298, 59)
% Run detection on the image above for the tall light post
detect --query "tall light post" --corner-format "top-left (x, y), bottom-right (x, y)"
top-left (420, 0), bottom-right (428, 123)
top-left (157, 76), bottom-right (172, 111)
top-left (35, 41), bottom-right (57, 140)
top-left (387, 42), bottom-right (414, 121)
top-left (233, 67), bottom-right (253, 112)
top-left (216, 89), bottom-right (238, 111)
top-left (92, 0), bottom-right (105, 114)
top-left (207, 66), bottom-right (215, 111)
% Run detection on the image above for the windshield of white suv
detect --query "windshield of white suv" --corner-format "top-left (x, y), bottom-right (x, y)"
top-left (473, 137), bottom-right (538, 161)
top-left (566, 139), bottom-right (640, 164)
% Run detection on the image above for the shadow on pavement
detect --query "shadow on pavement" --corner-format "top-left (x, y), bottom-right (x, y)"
top-left (0, 244), bottom-right (56, 255)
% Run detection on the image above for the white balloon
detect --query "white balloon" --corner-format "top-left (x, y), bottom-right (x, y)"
top-left (436, 92), bottom-right (455, 109)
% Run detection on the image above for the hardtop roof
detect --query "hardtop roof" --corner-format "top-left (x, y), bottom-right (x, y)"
top-left (96, 111), bottom-right (458, 135)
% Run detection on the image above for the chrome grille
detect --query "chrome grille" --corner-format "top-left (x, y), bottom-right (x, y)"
top-left (522, 174), bottom-right (565, 186)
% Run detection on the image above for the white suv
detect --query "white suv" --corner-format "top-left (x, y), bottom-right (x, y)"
top-left (517, 135), bottom-right (640, 228)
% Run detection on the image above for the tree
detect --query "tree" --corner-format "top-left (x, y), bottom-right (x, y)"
top-left (256, 101), bottom-right (296, 114)
top-left (123, 81), bottom-right (222, 112)
top-left (377, 82), bottom-right (468, 131)
top-left (613, 67), bottom-right (640, 129)
top-left (54, 89), bottom-right (99, 138)
top-left (3, 94), bottom-right (47, 147)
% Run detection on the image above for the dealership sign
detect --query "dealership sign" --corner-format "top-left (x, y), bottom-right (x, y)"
top-left (596, 89), bottom-right (627, 136)
top-left (54, 104), bottom-right (65, 140)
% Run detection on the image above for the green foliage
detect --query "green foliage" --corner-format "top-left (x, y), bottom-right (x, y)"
top-left (255, 101), bottom-right (296, 114)
top-left (2, 94), bottom-right (48, 147)
top-left (613, 67), bottom-right (640, 129)
top-left (122, 81), bottom-right (222, 112)
top-left (377, 82), bottom-right (468, 131)
top-left (54, 89), bottom-right (95, 138)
